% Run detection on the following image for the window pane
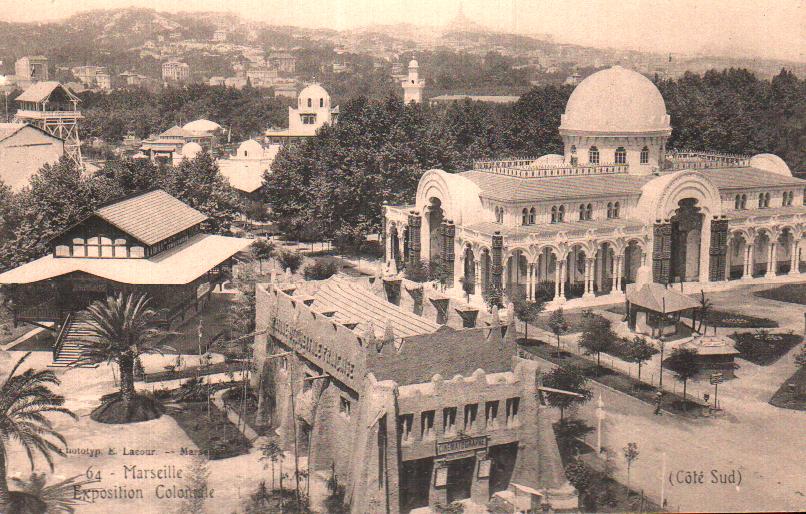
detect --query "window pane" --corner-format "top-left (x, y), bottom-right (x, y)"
top-left (130, 246), bottom-right (145, 258)
top-left (101, 245), bottom-right (114, 257)
top-left (55, 245), bottom-right (70, 257)
top-left (72, 245), bottom-right (86, 257)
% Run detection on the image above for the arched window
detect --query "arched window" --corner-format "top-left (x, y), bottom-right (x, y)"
top-left (586, 203), bottom-right (593, 220)
top-left (529, 207), bottom-right (536, 225)
top-left (570, 145), bottom-right (578, 166)
top-left (615, 147), bottom-right (627, 164)
top-left (803, 188), bottom-right (806, 205)
top-left (86, 236), bottom-right (100, 257)
top-left (522, 208), bottom-right (528, 225)
top-left (495, 206), bottom-right (504, 223)
top-left (588, 146), bottom-right (599, 164)
top-left (613, 201), bottom-right (620, 218)
top-left (72, 237), bottom-right (85, 257)
top-left (558, 205), bottom-right (565, 222)
top-left (766, 193), bottom-right (771, 207)
top-left (307, 98), bottom-right (312, 108)
top-left (114, 238), bottom-right (127, 258)
top-left (758, 194), bottom-right (765, 208)
top-left (734, 195), bottom-right (740, 210)
top-left (579, 204), bottom-right (586, 220)
top-left (740, 194), bottom-right (747, 209)
top-left (55, 245), bottom-right (70, 257)
top-left (606, 202), bottom-right (613, 219)
top-left (100, 236), bottom-right (114, 258)
top-left (320, 98), bottom-right (324, 108)
top-left (640, 146), bottom-right (649, 164)
top-left (551, 206), bottom-right (558, 223)
top-left (784, 191), bottom-right (793, 206)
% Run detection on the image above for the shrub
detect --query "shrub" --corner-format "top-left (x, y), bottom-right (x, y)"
top-left (303, 259), bottom-right (339, 280)
top-left (277, 250), bottom-right (304, 273)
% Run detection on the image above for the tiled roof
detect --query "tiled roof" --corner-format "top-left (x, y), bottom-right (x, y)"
top-left (15, 81), bottom-right (80, 103)
top-left (311, 277), bottom-right (439, 339)
top-left (96, 190), bottom-right (208, 246)
top-left (466, 218), bottom-right (645, 238)
top-left (367, 324), bottom-right (517, 386)
top-left (700, 167), bottom-right (805, 190)
top-left (460, 170), bottom-right (651, 202)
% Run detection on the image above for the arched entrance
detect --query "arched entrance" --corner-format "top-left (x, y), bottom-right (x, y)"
top-left (727, 234), bottom-right (747, 280)
top-left (505, 250), bottom-right (528, 299)
top-left (426, 198), bottom-right (444, 262)
top-left (389, 225), bottom-right (401, 271)
top-left (623, 240), bottom-right (643, 287)
top-left (670, 198), bottom-right (703, 282)
top-left (535, 247), bottom-right (559, 302)
top-left (565, 244), bottom-right (587, 299)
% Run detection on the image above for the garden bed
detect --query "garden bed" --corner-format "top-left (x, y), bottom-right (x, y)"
top-left (729, 331), bottom-right (802, 366)
top-left (519, 340), bottom-right (707, 417)
top-left (532, 310), bottom-right (593, 334)
top-left (167, 400), bottom-right (251, 460)
top-left (702, 310), bottom-right (778, 328)
top-left (754, 283), bottom-right (806, 305)
top-left (769, 366), bottom-right (806, 411)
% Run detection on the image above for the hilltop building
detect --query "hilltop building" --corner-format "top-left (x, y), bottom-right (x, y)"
top-left (401, 60), bottom-right (425, 104)
top-left (268, 51), bottom-right (296, 74)
top-left (162, 61), bottom-right (190, 82)
top-left (14, 56), bottom-right (49, 87)
top-left (0, 123), bottom-right (64, 191)
top-left (71, 66), bottom-right (111, 91)
top-left (212, 29), bottom-right (227, 42)
top-left (264, 84), bottom-right (339, 145)
top-left (253, 274), bottom-right (577, 513)
top-left (384, 66), bottom-right (806, 307)
top-left (0, 190), bottom-right (250, 366)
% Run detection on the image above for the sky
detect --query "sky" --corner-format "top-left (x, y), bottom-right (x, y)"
top-left (1, 0), bottom-right (804, 62)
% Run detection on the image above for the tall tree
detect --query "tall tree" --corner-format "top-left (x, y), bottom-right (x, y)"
top-left (512, 292), bottom-right (544, 344)
top-left (547, 308), bottom-right (570, 357)
top-left (578, 311), bottom-right (619, 374)
top-left (542, 365), bottom-right (593, 422)
top-left (0, 353), bottom-right (77, 511)
top-left (665, 347), bottom-right (701, 406)
top-left (622, 336), bottom-right (659, 382)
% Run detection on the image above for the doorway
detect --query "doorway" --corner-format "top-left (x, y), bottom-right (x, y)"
top-left (400, 458), bottom-right (433, 513)
top-left (446, 457), bottom-right (475, 503)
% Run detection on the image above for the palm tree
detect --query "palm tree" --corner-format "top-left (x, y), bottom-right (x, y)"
top-left (0, 352), bottom-right (77, 512)
top-left (74, 293), bottom-right (174, 419)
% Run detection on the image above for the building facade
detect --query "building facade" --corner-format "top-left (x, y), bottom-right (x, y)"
top-left (14, 56), bottom-right (49, 85)
top-left (401, 60), bottom-right (425, 104)
top-left (264, 84), bottom-right (339, 145)
top-left (385, 66), bottom-right (806, 306)
top-left (253, 275), bottom-right (577, 513)
top-left (0, 123), bottom-right (64, 191)
top-left (162, 61), bottom-right (190, 82)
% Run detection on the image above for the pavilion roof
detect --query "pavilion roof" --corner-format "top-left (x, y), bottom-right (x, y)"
top-left (95, 190), bottom-right (208, 246)
top-left (15, 81), bottom-right (80, 103)
top-left (627, 283), bottom-right (700, 313)
top-left (0, 233), bottom-right (250, 285)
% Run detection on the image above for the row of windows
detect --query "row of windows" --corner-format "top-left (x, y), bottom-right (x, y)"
top-left (569, 145), bottom-right (649, 165)
top-left (733, 191), bottom-right (800, 210)
top-left (398, 398), bottom-right (520, 443)
top-left (55, 237), bottom-right (144, 258)
top-left (519, 202), bottom-right (621, 225)
top-left (300, 113), bottom-right (317, 125)
top-left (305, 97), bottom-right (325, 108)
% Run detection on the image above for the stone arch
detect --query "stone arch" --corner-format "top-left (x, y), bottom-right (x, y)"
top-left (638, 170), bottom-right (722, 222)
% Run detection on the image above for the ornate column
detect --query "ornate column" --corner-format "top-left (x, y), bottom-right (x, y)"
top-left (789, 238), bottom-right (800, 276)
top-left (443, 220), bottom-right (456, 286)
top-left (766, 241), bottom-right (777, 278)
top-left (527, 263), bottom-right (534, 300)
top-left (491, 232), bottom-right (503, 292)
top-left (559, 260), bottom-right (567, 300)
top-left (583, 257), bottom-right (594, 298)
top-left (553, 261), bottom-right (561, 301)
top-left (407, 211), bottom-right (421, 265)
top-left (474, 259), bottom-right (481, 295)
top-left (610, 255), bottom-right (618, 292)
top-left (615, 254), bottom-right (624, 292)
top-left (742, 244), bottom-right (753, 279)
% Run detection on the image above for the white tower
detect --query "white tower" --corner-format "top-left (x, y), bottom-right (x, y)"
top-left (402, 60), bottom-right (425, 104)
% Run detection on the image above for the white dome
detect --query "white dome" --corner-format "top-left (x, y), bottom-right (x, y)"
top-left (237, 139), bottom-right (264, 158)
top-left (181, 142), bottom-right (203, 158)
top-left (408, 59), bottom-right (419, 68)
top-left (182, 119), bottom-right (222, 134)
top-left (298, 83), bottom-right (330, 108)
top-left (532, 154), bottom-right (564, 165)
top-left (749, 153), bottom-right (792, 176)
top-left (560, 66), bottom-right (671, 134)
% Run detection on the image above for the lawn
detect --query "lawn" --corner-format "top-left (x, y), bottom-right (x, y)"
top-left (519, 340), bottom-right (707, 417)
top-left (769, 366), bottom-right (806, 411)
top-left (533, 310), bottom-right (594, 334)
top-left (754, 283), bottom-right (806, 305)
top-left (167, 400), bottom-right (251, 460)
top-left (729, 331), bottom-right (802, 366)
top-left (607, 304), bottom-right (778, 329)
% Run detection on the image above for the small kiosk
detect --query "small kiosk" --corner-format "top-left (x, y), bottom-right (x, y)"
top-left (626, 283), bottom-right (701, 338)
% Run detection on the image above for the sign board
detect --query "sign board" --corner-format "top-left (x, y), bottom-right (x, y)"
top-left (436, 435), bottom-right (488, 457)
top-left (477, 459), bottom-right (491, 478)
top-left (434, 466), bottom-right (448, 487)
top-left (709, 372), bottom-right (723, 385)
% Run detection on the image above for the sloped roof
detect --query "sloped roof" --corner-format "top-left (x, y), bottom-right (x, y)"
top-left (627, 283), bottom-right (700, 313)
top-left (15, 81), bottom-right (80, 103)
top-left (700, 166), bottom-right (805, 190)
top-left (0, 234), bottom-right (249, 285)
top-left (96, 190), bottom-right (208, 246)
top-left (312, 277), bottom-right (439, 338)
top-left (160, 125), bottom-right (192, 137)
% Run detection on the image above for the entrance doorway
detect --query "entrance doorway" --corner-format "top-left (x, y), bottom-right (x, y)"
top-left (400, 458), bottom-right (433, 513)
top-left (446, 457), bottom-right (475, 503)
top-left (488, 443), bottom-right (518, 497)
top-left (670, 198), bottom-right (703, 282)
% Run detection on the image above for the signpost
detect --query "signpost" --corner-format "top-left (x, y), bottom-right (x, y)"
top-left (709, 372), bottom-right (723, 409)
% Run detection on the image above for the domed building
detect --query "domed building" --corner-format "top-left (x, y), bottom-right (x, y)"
top-left (385, 66), bottom-right (806, 306)
top-left (265, 83), bottom-right (339, 145)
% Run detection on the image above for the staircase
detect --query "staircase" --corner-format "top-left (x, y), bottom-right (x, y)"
top-left (49, 314), bottom-right (98, 368)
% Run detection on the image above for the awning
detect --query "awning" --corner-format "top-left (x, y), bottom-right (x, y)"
top-left (0, 234), bottom-right (251, 285)
top-left (626, 283), bottom-right (700, 313)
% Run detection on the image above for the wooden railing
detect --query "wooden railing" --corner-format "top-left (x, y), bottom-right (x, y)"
top-left (53, 312), bottom-right (73, 361)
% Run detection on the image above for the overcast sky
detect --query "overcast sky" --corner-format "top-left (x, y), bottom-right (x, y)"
top-left (2, 0), bottom-right (804, 61)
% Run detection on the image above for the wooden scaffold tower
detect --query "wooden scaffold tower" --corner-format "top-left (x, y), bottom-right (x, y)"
top-left (14, 81), bottom-right (83, 168)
